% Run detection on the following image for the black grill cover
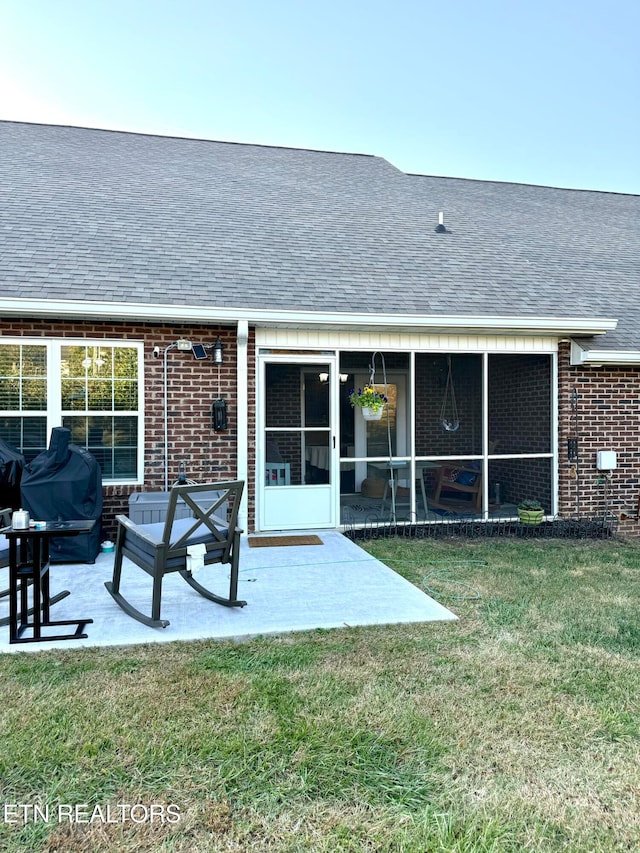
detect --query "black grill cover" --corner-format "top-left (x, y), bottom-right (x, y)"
top-left (0, 438), bottom-right (26, 511)
top-left (21, 427), bottom-right (103, 563)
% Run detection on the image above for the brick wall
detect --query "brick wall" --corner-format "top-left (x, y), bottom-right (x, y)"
top-left (0, 319), bottom-right (255, 537)
top-left (5, 320), bottom-right (639, 537)
top-left (558, 341), bottom-right (640, 535)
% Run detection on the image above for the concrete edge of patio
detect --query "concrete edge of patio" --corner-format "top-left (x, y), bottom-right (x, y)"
top-left (0, 531), bottom-right (457, 654)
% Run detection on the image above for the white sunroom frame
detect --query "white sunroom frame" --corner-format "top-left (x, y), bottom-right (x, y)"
top-left (254, 328), bottom-right (560, 528)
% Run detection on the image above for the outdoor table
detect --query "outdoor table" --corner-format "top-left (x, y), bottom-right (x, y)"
top-left (1, 520), bottom-right (95, 644)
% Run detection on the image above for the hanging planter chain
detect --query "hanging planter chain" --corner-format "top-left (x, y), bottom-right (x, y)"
top-left (440, 355), bottom-right (460, 432)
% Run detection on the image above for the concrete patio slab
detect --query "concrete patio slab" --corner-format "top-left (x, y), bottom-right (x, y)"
top-left (0, 531), bottom-right (457, 653)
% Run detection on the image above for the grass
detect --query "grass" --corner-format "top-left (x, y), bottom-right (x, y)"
top-left (0, 537), bottom-right (639, 851)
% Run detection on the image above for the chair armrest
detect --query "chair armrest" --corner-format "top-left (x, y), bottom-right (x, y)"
top-left (115, 514), bottom-right (165, 547)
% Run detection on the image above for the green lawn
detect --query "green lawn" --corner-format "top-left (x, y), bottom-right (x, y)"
top-left (1, 537), bottom-right (639, 852)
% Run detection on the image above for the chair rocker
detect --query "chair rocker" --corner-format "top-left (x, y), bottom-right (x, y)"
top-left (105, 481), bottom-right (247, 628)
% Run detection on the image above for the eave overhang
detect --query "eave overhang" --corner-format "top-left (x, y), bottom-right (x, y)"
top-left (0, 297), bottom-right (619, 339)
top-left (570, 340), bottom-right (640, 367)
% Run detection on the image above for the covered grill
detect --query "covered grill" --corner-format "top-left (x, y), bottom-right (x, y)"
top-left (20, 427), bottom-right (103, 563)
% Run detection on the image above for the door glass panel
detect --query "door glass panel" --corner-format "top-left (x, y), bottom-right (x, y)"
top-left (265, 430), bottom-right (299, 486)
top-left (304, 372), bottom-right (329, 427)
top-left (264, 361), bottom-right (331, 488)
top-left (304, 432), bottom-right (330, 484)
top-left (265, 363), bottom-right (303, 428)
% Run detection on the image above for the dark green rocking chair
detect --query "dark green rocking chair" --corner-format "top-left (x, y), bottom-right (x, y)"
top-left (105, 481), bottom-right (246, 628)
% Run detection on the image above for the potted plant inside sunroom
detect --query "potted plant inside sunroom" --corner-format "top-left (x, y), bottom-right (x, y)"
top-left (348, 385), bottom-right (388, 420)
top-left (517, 498), bottom-right (544, 525)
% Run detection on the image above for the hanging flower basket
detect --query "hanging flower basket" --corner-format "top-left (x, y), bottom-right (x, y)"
top-left (349, 386), bottom-right (387, 420)
top-left (362, 406), bottom-right (383, 421)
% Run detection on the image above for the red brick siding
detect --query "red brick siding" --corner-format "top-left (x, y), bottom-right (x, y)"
top-left (0, 319), bottom-right (256, 536)
top-left (5, 321), bottom-right (639, 537)
top-left (558, 341), bottom-right (640, 534)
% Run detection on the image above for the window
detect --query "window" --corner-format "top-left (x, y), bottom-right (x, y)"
top-left (0, 339), bottom-right (144, 482)
top-left (0, 343), bottom-right (48, 461)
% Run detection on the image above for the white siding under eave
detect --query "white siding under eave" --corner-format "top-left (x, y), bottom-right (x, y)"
top-left (256, 328), bottom-right (558, 353)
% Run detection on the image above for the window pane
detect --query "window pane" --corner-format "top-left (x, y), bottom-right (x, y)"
top-left (0, 345), bottom-right (20, 375)
top-left (61, 345), bottom-right (140, 480)
top-left (61, 379), bottom-right (87, 410)
top-left (61, 345), bottom-right (87, 377)
top-left (21, 418), bottom-right (48, 460)
top-left (0, 416), bottom-right (47, 462)
top-left (87, 379), bottom-right (114, 410)
top-left (114, 347), bottom-right (138, 378)
top-left (21, 379), bottom-right (47, 410)
top-left (22, 346), bottom-right (47, 376)
top-left (0, 378), bottom-right (19, 410)
top-left (113, 446), bottom-right (137, 479)
top-left (63, 415), bottom-right (138, 479)
top-left (0, 344), bottom-right (47, 412)
top-left (114, 380), bottom-right (138, 410)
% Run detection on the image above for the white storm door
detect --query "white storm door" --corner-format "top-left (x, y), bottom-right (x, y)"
top-left (259, 356), bottom-right (337, 531)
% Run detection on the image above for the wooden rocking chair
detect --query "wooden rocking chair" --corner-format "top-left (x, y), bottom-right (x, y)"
top-left (105, 481), bottom-right (246, 628)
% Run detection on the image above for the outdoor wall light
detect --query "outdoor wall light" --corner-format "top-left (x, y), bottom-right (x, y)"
top-left (176, 338), bottom-right (193, 351)
top-left (318, 373), bottom-right (348, 384)
top-left (212, 337), bottom-right (225, 365)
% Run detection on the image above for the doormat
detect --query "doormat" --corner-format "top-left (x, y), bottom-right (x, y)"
top-left (248, 535), bottom-right (324, 548)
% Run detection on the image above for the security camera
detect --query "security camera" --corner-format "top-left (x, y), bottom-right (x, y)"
top-left (153, 346), bottom-right (161, 358)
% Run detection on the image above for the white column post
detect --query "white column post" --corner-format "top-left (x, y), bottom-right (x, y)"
top-left (236, 320), bottom-right (249, 531)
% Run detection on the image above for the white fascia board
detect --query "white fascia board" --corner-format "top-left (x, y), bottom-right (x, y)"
top-left (0, 297), bottom-right (618, 337)
top-left (571, 340), bottom-right (640, 366)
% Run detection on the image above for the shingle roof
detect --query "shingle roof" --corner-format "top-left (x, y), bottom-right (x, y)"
top-left (1, 121), bottom-right (639, 350)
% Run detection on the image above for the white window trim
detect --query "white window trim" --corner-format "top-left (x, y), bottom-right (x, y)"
top-left (0, 336), bottom-right (145, 485)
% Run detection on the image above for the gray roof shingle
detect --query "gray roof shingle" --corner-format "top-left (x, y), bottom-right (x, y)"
top-left (1, 121), bottom-right (639, 350)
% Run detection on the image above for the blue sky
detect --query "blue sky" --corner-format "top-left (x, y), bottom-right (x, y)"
top-left (2, 0), bottom-right (639, 193)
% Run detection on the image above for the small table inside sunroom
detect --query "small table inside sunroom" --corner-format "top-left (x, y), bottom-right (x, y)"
top-left (1, 520), bottom-right (95, 644)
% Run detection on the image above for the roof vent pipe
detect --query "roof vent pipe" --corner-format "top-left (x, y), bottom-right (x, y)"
top-left (435, 211), bottom-right (447, 233)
